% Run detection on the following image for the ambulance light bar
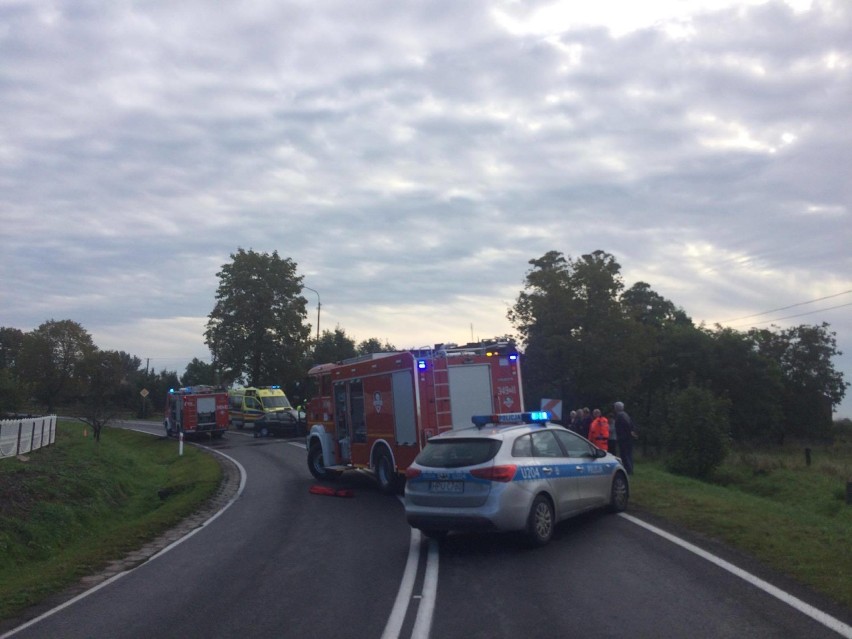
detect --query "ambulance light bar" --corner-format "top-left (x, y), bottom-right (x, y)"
top-left (471, 411), bottom-right (550, 428)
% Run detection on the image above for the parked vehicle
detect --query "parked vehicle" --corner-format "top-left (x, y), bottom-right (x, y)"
top-left (305, 340), bottom-right (525, 494)
top-left (164, 386), bottom-right (230, 439)
top-left (228, 386), bottom-right (299, 429)
top-left (404, 411), bottom-right (629, 546)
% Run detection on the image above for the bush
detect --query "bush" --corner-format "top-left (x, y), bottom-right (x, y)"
top-left (664, 386), bottom-right (730, 478)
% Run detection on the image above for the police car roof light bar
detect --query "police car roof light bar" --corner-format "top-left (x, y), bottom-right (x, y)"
top-left (471, 411), bottom-right (550, 428)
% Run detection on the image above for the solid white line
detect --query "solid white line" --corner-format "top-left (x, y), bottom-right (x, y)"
top-left (0, 446), bottom-right (247, 639)
top-left (381, 527), bottom-right (423, 639)
top-left (620, 513), bottom-right (852, 639)
top-left (411, 539), bottom-right (439, 639)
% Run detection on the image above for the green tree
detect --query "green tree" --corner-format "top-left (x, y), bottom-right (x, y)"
top-left (313, 327), bottom-right (357, 366)
top-left (17, 320), bottom-right (95, 412)
top-left (509, 250), bottom-right (641, 411)
top-left (0, 327), bottom-right (24, 370)
top-left (182, 358), bottom-right (216, 386)
top-left (664, 385), bottom-right (730, 478)
top-left (748, 323), bottom-right (848, 440)
top-left (76, 350), bottom-right (128, 442)
top-left (357, 337), bottom-right (397, 355)
top-left (205, 249), bottom-right (311, 389)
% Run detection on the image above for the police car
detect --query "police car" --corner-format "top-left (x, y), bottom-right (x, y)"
top-left (404, 412), bottom-right (629, 546)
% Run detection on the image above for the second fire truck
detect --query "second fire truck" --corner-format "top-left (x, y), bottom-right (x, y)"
top-left (305, 340), bottom-right (524, 493)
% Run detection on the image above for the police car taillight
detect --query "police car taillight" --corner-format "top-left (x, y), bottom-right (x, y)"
top-left (405, 467), bottom-right (422, 480)
top-left (471, 465), bottom-right (517, 482)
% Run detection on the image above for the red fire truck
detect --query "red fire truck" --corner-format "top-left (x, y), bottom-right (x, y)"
top-left (305, 340), bottom-right (524, 493)
top-left (164, 386), bottom-right (230, 439)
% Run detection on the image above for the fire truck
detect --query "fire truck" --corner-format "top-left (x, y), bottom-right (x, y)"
top-left (305, 340), bottom-right (524, 494)
top-left (164, 386), bottom-right (230, 439)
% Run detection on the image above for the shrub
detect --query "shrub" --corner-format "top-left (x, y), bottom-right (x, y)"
top-left (664, 386), bottom-right (731, 478)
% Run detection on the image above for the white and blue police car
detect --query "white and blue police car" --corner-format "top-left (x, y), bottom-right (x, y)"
top-left (404, 411), bottom-right (629, 546)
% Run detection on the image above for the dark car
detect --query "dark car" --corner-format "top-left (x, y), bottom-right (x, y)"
top-left (252, 409), bottom-right (306, 438)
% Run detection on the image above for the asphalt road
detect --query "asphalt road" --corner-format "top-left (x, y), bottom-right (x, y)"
top-left (3, 424), bottom-right (850, 639)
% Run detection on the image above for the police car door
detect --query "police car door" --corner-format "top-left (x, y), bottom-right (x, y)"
top-left (529, 430), bottom-right (582, 517)
top-left (553, 429), bottom-right (608, 508)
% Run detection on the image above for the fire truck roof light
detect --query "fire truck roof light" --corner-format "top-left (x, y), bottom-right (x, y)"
top-left (471, 411), bottom-right (550, 428)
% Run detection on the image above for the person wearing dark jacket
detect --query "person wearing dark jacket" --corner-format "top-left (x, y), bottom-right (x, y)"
top-left (613, 401), bottom-right (637, 474)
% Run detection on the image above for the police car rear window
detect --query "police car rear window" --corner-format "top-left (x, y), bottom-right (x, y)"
top-left (415, 439), bottom-right (502, 468)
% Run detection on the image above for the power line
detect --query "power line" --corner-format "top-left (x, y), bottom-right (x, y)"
top-left (726, 301), bottom-right (852, 328)
top-left (717, 289), bottom-right (852, 324)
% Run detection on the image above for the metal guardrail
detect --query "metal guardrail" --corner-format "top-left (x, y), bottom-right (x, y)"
top-left (0, 415), bottom-right (57, 459)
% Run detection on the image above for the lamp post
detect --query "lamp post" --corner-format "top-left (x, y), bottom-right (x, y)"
top-left (302, 285), bottom-right (321, 343)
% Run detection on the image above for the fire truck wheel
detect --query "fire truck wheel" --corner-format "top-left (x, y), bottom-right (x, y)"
top-left (375, 450), bottom-right (399, 495)
top-left (308, 442), bottom-right (335, 480)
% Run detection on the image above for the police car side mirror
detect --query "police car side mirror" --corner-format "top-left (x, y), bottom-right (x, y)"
top-left (595, 448), bottom-right (607, 458)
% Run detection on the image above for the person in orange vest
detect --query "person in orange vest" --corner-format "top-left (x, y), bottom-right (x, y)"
top-left (588, 408), bottom-right (609, 450)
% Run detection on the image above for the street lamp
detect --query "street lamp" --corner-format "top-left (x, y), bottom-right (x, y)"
top-left (302, 285), bottom-right (321, 342)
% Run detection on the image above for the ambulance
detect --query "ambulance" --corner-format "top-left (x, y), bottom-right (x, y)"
top-left (305, 340), bottom-right (524, 494)
top-left (228, 386), bottom-right (299, 430)
top-left (164, 386), bottom-right (230, 439)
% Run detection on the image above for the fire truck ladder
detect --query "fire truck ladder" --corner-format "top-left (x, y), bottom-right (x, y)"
top-left (429, 349), bottom-right (454, 432)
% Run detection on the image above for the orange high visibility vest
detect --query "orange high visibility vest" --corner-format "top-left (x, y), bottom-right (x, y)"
top-left (589, 417), bottom-right (609, 450)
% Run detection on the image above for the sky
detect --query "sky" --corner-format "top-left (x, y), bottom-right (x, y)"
top-left (1, 0), bottom-right (850, 417)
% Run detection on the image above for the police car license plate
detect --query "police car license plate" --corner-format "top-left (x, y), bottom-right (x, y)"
top-left (429, 480), bottom-right (463, 493)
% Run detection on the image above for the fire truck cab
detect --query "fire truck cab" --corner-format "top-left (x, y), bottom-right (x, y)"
top-left (305, 340), bottom-right (524, 494)
top-left (164, 386), bottom-right (230, 439)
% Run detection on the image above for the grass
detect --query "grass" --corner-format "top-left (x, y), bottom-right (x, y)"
top-left (631, 435), bottom-right (852, 610)
top-left (0, 420), bottom-right (221, 620)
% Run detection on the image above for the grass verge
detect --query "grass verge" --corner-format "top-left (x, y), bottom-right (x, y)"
top-left (631, 441), bottom-right (852, 610)
top-left (0, 420), bottom-right (221, 620)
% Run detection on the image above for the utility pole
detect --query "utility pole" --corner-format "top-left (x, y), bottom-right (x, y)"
top-left (303, 285), bottom-right (321, 343)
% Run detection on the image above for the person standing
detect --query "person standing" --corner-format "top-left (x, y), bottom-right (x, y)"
top-left (579, 407), bottom-right (592, 439)
top-left (588, 408), bottom-right (609, 451)
top-left (607, 412), bottom-right (618, 456)
top-left (613, 401), bottom-right (637, 474)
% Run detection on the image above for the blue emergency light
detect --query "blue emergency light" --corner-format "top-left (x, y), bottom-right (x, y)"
top-left (471, 411), bottom-right (550, 428)
top-left (417, 359), bottom-right (427, 370)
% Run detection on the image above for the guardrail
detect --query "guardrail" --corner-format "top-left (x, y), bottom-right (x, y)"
top-left (0, 415), bottom-right (57, 459)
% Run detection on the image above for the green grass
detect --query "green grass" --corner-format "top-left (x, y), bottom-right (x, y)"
top-left (0, 420), bottom-right (221, 620)
top-left (632, 438), bottom-right (852, 609)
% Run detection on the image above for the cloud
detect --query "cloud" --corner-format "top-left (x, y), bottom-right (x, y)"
top-left (1, 0), bottom-right (850, 415)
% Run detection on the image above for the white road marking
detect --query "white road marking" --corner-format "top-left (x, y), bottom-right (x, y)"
top-left (411, 539), bottom-right (439, 639)
top-left (381, 528), bottom-right (422, 639)
top-left (620, 513), bottom-right (852, 639)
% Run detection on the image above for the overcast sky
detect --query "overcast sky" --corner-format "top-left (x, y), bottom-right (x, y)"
top-left (2, 0), bottom-right (850, 416)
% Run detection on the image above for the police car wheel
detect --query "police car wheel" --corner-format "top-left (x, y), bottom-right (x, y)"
top-left (609, 472), bottom-right (629, 513)
top-left (526, 494), bottom-right (554, 547)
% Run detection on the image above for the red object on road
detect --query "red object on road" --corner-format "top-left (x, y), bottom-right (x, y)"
top-left (309, 485), bottom-right (354, 498)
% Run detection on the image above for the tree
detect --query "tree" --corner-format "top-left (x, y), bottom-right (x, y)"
top-left (182, 358), bottom-right (216, 386)
top-left (76, 350), bottom-right (128, 442)
top-left (205, 249), bottom-right (312, 389)
top-left (664, 385), bottom-right (730, 478)
top-left (17, 320), bottom-right (95, 412)
top-left (509, 250), bottom-right (642, 411)
top-left (357, 337), bottom-right (397, 355)
top-left (748, 323), bottom-right (848, 440)
top-left (312, 327), bottom-right (358, 366)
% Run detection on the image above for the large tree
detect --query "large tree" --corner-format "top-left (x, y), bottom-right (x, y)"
top-left (509, 250), bottom-right (641, 411)
top-left (205, 249), bottom-right (311, 388)
top-left (17, 319), bottom-right (95, 412)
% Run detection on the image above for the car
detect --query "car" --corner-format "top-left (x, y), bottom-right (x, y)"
top-left (252, 408), bottom-right (306, 438)
top-left (403, 411), bottom-right (629, 546)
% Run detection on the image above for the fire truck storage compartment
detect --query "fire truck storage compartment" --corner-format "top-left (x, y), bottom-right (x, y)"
top-left (447, 364), bottom-right (492, 429)
top-left (392, 370), bottom-right (416, 445)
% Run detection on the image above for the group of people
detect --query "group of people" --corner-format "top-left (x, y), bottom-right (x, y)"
top-left (566, 402), bottom-right (637, 474)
